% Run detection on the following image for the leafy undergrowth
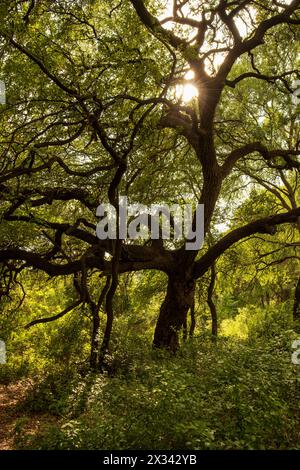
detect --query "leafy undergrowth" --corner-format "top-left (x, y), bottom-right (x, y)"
top-left (15, 331), bottom-right (300, 450)
top-left (0, 380), bottom-right (60, 450)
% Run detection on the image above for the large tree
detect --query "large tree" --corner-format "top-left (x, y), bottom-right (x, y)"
top-left (0, 0), bottom-right (299, 365)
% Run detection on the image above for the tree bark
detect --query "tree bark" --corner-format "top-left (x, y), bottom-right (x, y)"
top-left (207, 262), bottom-right (217, 339)
top-left (189, 297), bottom-right (196, 338)
top-left (182, 316), bottom-right (188, 342)
top-left (153, 273), bottom-right (195, 351)
top-left (90, 308), bottom-right (100, 369)
top-left (293, 276), bottom-right (300, 321)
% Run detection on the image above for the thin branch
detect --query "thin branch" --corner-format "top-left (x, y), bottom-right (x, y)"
top-left (24, 299), bottom-right (82, 329)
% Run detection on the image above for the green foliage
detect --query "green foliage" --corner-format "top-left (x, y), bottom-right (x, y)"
top-left (221, 302), bottom-right (293, 340)
top-left (15, 329), bottom-right (300, 450)
top-left (19, 368), bottom-right (81, 416)
top-left (0, 0), bottom-right (299, 453)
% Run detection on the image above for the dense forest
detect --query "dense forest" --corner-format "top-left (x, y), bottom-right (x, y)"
top-left (0, 0), bottom-right (300, 452)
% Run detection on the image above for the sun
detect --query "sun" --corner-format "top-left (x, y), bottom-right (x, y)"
top-left (180, 83), bottom-right (198, 102)
top-left (175, 70), bottom-right (198, 103)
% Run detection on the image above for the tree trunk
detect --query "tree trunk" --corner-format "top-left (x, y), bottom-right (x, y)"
top-left (189, 297), bottom-right (196, 338)
top-left (88, 276), bottom-right (111, 370)
top-left (153, 273), bottom-right (195, 351)
top-left (293, 276), bottom-right (300, 321)
top-left (182, 316), bottom-right (188, 342)
top-left (98, 275), bottom-right (118, 369)
top-left (98, 239), bottom-right (121, 370)
top-left (207, 262), bottom-right (217, 339)
top-left (90, 309), bottom-right (100, 369)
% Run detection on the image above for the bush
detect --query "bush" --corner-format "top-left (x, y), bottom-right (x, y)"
top-left (19, 367), bottom-right (81, 416)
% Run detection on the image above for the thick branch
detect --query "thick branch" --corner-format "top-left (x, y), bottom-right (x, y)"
top-left (216, 0), bottom-right (300, 82)
top-left (222, 142), bottom-right (300, 175)
top-left (226, 70), bottom-right (299, 91)
top-left (129, 0), bottom-right (202, 67)
top-left (194, 207), bottom-right (300, 278)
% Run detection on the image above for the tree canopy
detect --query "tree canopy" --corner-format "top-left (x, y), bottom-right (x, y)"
top-left (0, 0), bottom-right (299, 368)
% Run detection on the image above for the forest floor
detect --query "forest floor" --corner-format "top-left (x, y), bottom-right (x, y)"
top-left (0, 380), bottom-right (57, 450)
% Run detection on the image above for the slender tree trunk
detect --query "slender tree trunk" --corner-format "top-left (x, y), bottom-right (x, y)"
top-left (98, 280), bottom-right (117, 368)
top-left (89, 276), bottom-right (111, 369)
top-left (293, 277), bottom-right (300, 321)
top-left (90, 309), bottom-right (100, 369)
top-left (293, 215), bottom-right (300, 322)
top-left (153, 273), bottom-right (195, 351)
top-left (182, 296), bottom-right (196, 341)
top-left (182, 316), bottom-right (188, 342)
top-left (189, 297), bottom-right (196, 338)
top-left (98, 163), bottom-right (126, 370)
top-left (98, 243), bottom-right (120, 369)
top-left (207, 262), bottom-right (217, 339)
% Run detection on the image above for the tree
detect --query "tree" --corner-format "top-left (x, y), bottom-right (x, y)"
top-left (0, 0), bottom-right (299, 364)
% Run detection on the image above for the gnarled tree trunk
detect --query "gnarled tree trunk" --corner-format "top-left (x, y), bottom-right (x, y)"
top-left (153, 273), bottom-right (195, 351)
